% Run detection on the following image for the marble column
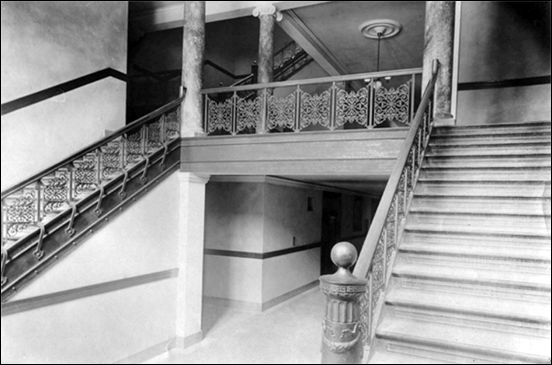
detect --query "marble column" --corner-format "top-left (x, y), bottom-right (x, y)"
top-left (422, 1), bottom-right (455, 119)
top-left (174, 172), bottom-right (210, 349)
top-left (253, 5), bottom-right (279, 84)
top-left (181, 1), bottom-right (205, 136)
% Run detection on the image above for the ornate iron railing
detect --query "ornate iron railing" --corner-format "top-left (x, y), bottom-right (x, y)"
top-left (352, 60), bottom-right (440, 354)
top-left (1, 97), bottom-right (184, 301)
top-left (202, 68), bottom-right (422, 136)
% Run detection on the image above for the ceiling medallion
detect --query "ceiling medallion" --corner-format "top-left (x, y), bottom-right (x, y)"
top-left (359, 19), bottom-right (402, 39)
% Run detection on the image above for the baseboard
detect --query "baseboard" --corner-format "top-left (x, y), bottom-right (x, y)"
top-left (261, 280), bottom-right (319, 311)
top-left (169, 331), bottom-right (204, 350)
top-left (203, 296), bottom-right (263, 312)
top-left (114, 338), bottom-right (173, 364)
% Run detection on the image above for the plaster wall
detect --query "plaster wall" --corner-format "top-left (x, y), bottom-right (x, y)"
top-left (263, 183), bottom-right (322, 252)
top-left (1, 1), bottom-right (128, 190)
top-left (205, 181), bottom-right (265, 253)
top-left (1, 173), bottom-right (182, 363)
top-left (456, 2), bottom-right (551, 125)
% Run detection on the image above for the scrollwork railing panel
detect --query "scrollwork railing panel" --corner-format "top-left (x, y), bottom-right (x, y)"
top-left (1, 99), bottom-right (183, 292)
top-left (335, 87), bottom-right (369, 128)
top-left (236, 95), bottom-right (261, 133)
top-left (300, 89), bottom-right (331, 129)
top-left (206, 96), bottom-right (233, 134)
top-left (267, 93), bottom-right (296, 130)
top-left (373, 83), bottom-right (411, 126)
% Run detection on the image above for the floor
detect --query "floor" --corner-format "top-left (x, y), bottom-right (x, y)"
top-left (146, 288), bottom-right (323, 364)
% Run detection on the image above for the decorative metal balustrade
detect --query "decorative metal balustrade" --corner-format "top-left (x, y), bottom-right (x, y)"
top-left (349, 60), bottom-right (441, 357)
top-left (202, 68), bottom-right (422, 136)
top-left (1, 97), bottom-right (184, 301)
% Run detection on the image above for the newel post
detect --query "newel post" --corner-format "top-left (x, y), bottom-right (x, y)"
top-left (320, 242), bottom-right (367, 364)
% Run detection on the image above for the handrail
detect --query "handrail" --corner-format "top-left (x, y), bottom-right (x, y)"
top-left (202, 67), bottom-right (422, 94)
top-left (354, 62), bottom-right (439, 278)
top-left (349, 60), bottom-right (440, 352)
top-left (1, 95), bottom-right (184, 299)
top-left (1, 68), bottom-right (127, 116)
top-left (1, 96), bottom-right (184, 198)
top-left (203, 60), bottom-right (250, 80)
top-left (231, 73), bottom-right (255, 87)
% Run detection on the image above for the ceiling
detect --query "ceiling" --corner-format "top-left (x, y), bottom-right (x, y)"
top-left (129, 1), bottom-right (425, 75)
top-left (291, 1), bottom-right (425, 73)
top-left (279, 175), bottom-right (388, 196)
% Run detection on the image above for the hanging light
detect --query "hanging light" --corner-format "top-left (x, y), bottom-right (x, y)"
top-left (373, 30), bottom-right (384, 90)
top-left (359, 19), bottom-right (402, 89)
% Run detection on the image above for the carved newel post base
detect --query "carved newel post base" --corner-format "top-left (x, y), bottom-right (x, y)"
top-left (320, 242), bottom-right (367, 364)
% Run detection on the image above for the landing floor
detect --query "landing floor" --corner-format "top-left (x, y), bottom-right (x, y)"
top-left (146, 288), bottom-right (323, 364)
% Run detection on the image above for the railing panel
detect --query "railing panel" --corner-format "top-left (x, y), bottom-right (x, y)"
top-left (1, 97), bottom-right (184, 300)
top-left (202, 69), bottom-right (422, 136)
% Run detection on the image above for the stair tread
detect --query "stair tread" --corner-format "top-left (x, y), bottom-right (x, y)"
top-left (369, 346), bottom-right (450, 364)
top-left (402, 231), bottom-right (551, 248)
top-left (410, 197), bottom-right (550, 216)
top-left (386, 286), bottom-right (551, 323)
top-left (376, 317), bottom-right (551, 362)
top-left (400, 241), bottom-right (551, 262)
top-left (393, 262), bottom-right (551, 290)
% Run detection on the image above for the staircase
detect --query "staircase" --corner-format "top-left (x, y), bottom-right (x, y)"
top-left (369, 121), bottom-right (552, 364)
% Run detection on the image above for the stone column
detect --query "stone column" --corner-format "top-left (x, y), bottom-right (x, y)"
top-left (253, 5), bottom-right (281, 84)
top-left (320, 242), bottom-right (367, 364)
top-left (173, 172), bottom-right (209, 349)
top-left (422, 1), bottom-right (455, 119)
top-left (181, 1), bottom-right (205, 136)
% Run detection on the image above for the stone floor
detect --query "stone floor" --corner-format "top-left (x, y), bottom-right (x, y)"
top-left (146, 288), bottom-right (323, 364)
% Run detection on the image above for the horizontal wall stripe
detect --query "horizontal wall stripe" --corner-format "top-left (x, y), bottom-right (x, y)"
top-left (1, 268), bottom-right (178, 317)
top-left (204, 242), bottom-right (321, 259)
top-left (458, 75), bottom-right (551, 91)
top-left (1, 68), bottom-right (127, 115)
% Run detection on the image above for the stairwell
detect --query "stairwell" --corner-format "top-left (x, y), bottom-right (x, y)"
top-left (369, 121), bottom-right (552, 364)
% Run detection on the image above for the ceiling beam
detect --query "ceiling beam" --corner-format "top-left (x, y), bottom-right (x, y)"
top-left (130, 1), bottom-right (331, 33)
top-left (278, 10), bottom-right (349, 76)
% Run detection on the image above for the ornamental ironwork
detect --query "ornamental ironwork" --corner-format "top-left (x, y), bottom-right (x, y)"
top-left (267, 93), bottom-right (296, 130)
top-left (207, 96), bottom-right (233, 134)
top-left (335, 88), bottom-right (369, 127)
top-left (374, 84), bottom-right (410, 125)
top-left (236, 96), bottom-right (261, 133)
top-left (300, 90), bottom-right (331, 129)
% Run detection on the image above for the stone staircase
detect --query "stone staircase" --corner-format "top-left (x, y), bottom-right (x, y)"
top-left (369, 121), bottom-right (552, 364)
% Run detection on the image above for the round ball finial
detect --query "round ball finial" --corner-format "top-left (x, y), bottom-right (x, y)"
top-left (330, 242), bottom-right (358, 269)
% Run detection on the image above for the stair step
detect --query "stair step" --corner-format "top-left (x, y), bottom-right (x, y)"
top-left (424, 155), bottom-right (551, 168)
top-left (430, 134), bottom-right (551, 145)
top-left (415, 181), bottom-right (551, 198)
top-left (386, 286), bottom-right (551, 326)
top-left (399, 240), bottom-right (551, 264)
top-left (433, 122), bottom-right (551, 136)
top-left (402, 230), bottom-right (551, 250)
top-left (369, 341), bottom-right (453, 364)
top-left (410, 196), bottom-right (550, 216)
top-left (427, 144), bottom-right (551, 156)
top-left (376, 316), bottom-right (551, 364)
top-left (406, 212), bottom-right (550, 237)
top-left (419, 167), bottom-right (551, 181)
top-left (429, 140), bottom-right (551, 149)
top-left (392, 258), bottom-right (550, 292)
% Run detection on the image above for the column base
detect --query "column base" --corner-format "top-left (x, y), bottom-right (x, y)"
top-left (434, 113), bottom-right (455, 127)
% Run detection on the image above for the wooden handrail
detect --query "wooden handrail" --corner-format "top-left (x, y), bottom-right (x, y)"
top-left (1, 68), bottom-right (127, 116)
top-left (1, 96), bottom-right (184, 198)
top-left (353, 61), bottom-right (440, 279)
top-left (201, 67), bottom-right (422, 94)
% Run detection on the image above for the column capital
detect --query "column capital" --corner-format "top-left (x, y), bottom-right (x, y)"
top-left (252, 4), bottom-right (282, 21)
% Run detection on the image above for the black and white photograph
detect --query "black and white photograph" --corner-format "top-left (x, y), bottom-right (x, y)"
top-left (1, 1), bottom-right (550, 363)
